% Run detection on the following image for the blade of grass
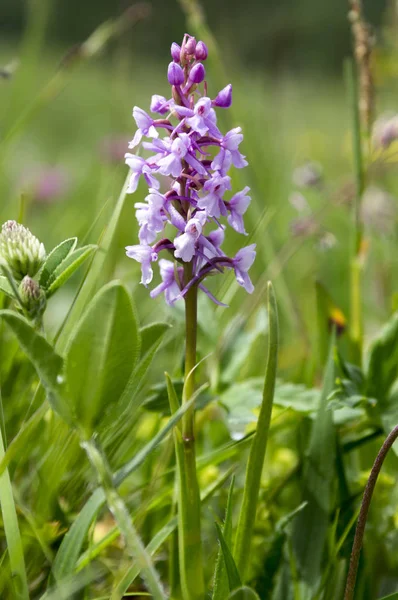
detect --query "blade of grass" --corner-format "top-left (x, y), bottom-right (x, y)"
top-left (0, 391), bottom-right (29, 600)
top-left (234, 282), bottom-right (278, 580)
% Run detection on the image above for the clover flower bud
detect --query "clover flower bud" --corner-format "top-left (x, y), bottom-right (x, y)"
top-left (0, 221), bottom-right (46, 281)
top-left (195, 41), bottom-right (208, 61)
top-left (171, 42), bottom-right (181, 62)
top-left (19, 276), bottom-right (46, 320)
top-left (189, 63), bottom-right (205, 84)
top-left (167, 62), bottom-right (184, 86)
top-left (213, 84), bottom-right (232, 108)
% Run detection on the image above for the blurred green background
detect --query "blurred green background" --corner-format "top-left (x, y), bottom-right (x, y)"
top-left (1, 0), bottom-right (398, 379)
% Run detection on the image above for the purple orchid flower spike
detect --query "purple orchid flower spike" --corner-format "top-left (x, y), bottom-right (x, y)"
top-left (124, 33), bottom-right (256, 305)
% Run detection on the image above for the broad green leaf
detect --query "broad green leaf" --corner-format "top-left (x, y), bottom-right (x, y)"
top-left (234, 282), bottom-right (279, 579)
top-left (0, 310), bottom-right (70, 422)
top-left (227, 588), bottom-right (260, 600)
top-left (366, 312), bottom-right (398, 404)
top-left (213, 476), bottom-right (235, 600)
top-left (39, 238), bottom-right (77, 289)
top-left (52, 396), bottom-right (197, 581)
top-left (46, 245), bottom-right (97, 298)
top-left (292, 332), bottom-right (337, 589)
top-left (139, 322), bottom-right (171, 357)
top-left (64, 281), bottom-right (140, 434)
top-left (104, 320), bottom-right (171, 434)
top-left (216, 523), bottom-right (242, 591)
top-left (0, 275), bottom-right (14, 298)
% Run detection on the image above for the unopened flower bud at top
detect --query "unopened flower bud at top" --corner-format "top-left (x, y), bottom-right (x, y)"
top-left (195, 41), bottom-right (208, 61)
top-left (189, 62), bottom-right (205, 84)
top-left (19, 276), bottom-right (46, 319)
top-left (167, 62), bottom-right (184, 86)
top-left (0, 220), bottom-right (46, 281)
top-left (213, 84), bottom-right (232, 108)
top-left (171, 42), bottom-right (181, 62)
top-left (183, 35), bottom-right (196, 56)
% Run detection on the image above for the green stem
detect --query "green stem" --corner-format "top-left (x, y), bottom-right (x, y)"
top-left (344, 424), bottom-right (398, 600)
top-left (0, 409), bottom-right (29, 599)
top-left (174, 262), bottom-right (204, 599)
top-left (234, 282), bottom-right (279, 580)
top-left (81, 437), bottom-right (166, 600)
top-left (345, 58), bottom-right (365, 365)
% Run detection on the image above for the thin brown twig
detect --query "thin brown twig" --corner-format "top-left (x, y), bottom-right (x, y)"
top-left (344, 424), bottom-right (398, 600)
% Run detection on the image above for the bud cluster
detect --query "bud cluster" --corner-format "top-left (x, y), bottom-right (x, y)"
top-left (124, 33), bottom-right (255, 305)
top-left (0, 220), bottom-right (46, 281)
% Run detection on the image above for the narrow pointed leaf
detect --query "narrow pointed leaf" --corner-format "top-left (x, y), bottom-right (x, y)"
top-left (46, 245), bottom-right (97, 297)
top-left (234, 282), bottom-right (279, 579)
top-left (39, 238), bottom-right (77, 289)
top-left (215, 523), bottom-right (242, 592)
top-left (227, 587), bottom-right (260, 600)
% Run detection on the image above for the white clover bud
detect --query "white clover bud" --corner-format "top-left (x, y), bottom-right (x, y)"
top-left (0, 220), bottom-right (46, 281)
top-left (19, 276), bottom-right (46, 320)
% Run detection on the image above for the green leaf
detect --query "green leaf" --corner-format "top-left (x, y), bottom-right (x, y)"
top-left (52, 489), bottom-right (104, 582)
top-left (378, 593), bottom-right (398, 600)
top-left (64, 281), bottom-right (140, 433)
top-left (139, 322), bottom-right (171, 357)
top-left (216, 523), bottom-right (242, 592)
top-left (292, 331), bottom-right (337, 589)
top-left (366, 312), bottom-right (398, 404)
top-left (39, 238), bottom-right (77, 289)
top-left (46, 245), bottom-right (97, 298)
top-left (0, 310), bottom-right (70, 422)
top-left (0, 275), bottom-right (14, 298)
top-left (234, 282), bottom-right (279, 579)
top-left (213, 476), bottom-right (235, 600)
top-left (227, 587), bottom-right (260, 600)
